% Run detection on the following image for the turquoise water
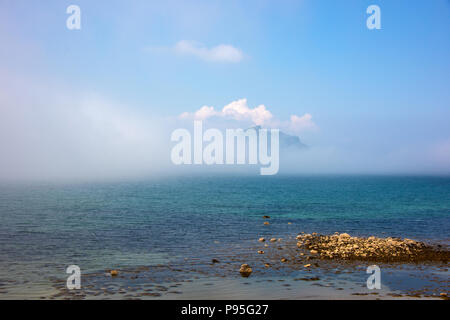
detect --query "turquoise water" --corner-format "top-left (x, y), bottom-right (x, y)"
top-left (0, 175), bottom-right (449, 298)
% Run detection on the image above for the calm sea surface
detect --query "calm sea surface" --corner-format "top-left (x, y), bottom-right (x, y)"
top-left (0, 176), bottom-right (449, 298)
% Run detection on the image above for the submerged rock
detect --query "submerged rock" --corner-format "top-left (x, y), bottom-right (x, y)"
top-left (239, 264), bottom-right (253, 277)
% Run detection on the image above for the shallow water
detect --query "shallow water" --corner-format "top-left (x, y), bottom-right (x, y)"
top-left (0, 175), bottom-right (449, 299)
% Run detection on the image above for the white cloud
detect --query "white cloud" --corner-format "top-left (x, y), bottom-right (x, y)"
top-left (222, 98), bottom-right (272, 125)
top-left (174, 40), bottom-right (244, 63)
top-left (179, 98), bottom-right (317, 133)
top-left (180, 105), bottom-right (219, 120)
top-left (180, 98), bottom-right (273, 125)
top-left (194, 105), bottom-right (219, 120)
top-left (288, 113), bottom-right (317, 133)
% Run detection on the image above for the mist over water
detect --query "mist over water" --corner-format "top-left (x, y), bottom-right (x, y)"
top-left (1, 1), bottom-right (450, 183)
top-left (1, 78), bottom-right (449, 183)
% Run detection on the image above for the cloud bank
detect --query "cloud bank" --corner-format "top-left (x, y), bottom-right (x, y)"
top-left (0, 73), bottom-right (174, 182)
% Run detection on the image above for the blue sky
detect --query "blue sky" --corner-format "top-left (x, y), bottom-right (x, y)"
top-left (0, 0), bottom-right (449, 179)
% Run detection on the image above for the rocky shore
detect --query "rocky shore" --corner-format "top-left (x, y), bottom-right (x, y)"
top-left (294, 232), bottom-right (449, 263)
top-left (44, 229), bottom-right (449, 300)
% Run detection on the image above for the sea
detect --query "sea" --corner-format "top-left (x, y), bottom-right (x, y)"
top-left (0, 175), bottom-right (449, 299)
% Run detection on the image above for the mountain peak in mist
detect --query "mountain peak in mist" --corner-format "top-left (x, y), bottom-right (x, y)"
top-left (250, 125), bottom-right (307, 149)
